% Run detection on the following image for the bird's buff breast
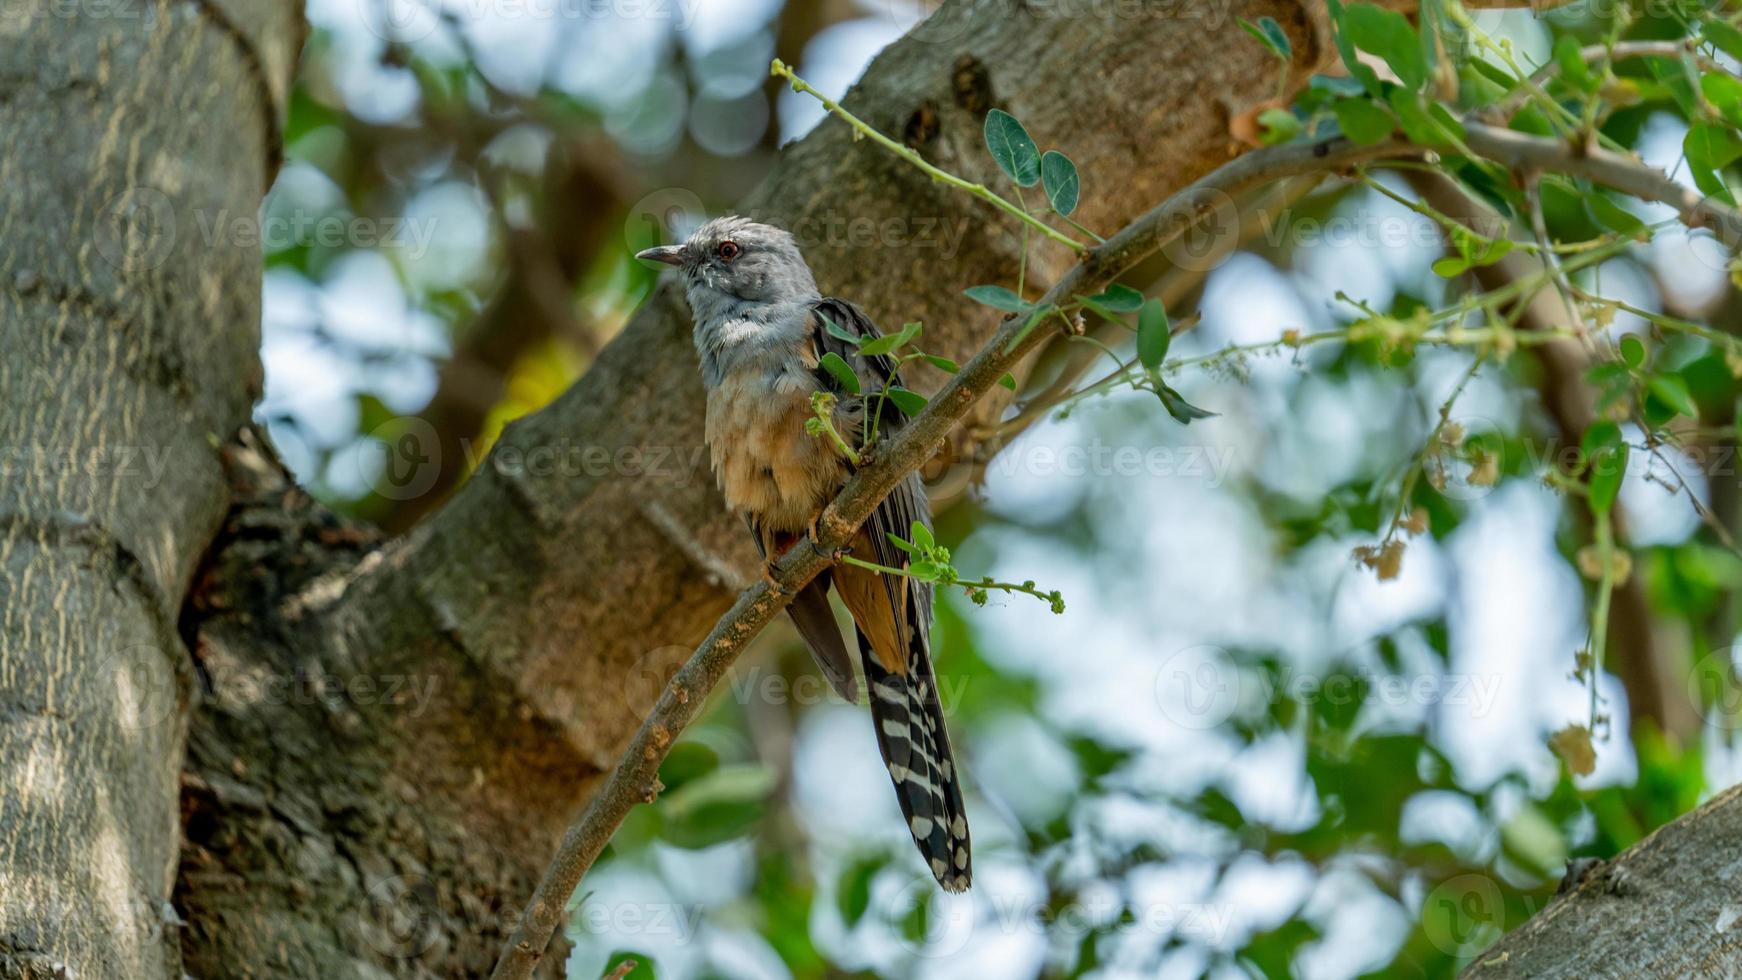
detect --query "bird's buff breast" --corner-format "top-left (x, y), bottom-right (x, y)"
top-left (705, 365), bottom-right (853, 532)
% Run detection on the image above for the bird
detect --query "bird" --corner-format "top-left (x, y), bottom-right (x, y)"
top-left (638, 216), bottom-right (971, 892)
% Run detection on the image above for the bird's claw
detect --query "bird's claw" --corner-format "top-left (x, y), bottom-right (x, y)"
top-left (762, 561), bottom-right (787, 595)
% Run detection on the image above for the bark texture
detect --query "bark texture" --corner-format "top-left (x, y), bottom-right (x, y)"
top-left (0, 2), bottom-right (300, 977)
top-left (1466, 784), bottom-right (1742, 978)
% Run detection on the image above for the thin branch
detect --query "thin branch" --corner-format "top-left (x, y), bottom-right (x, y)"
top-left (770, 59), bottom-right (1087, 253)
top-left (1461, 120), bottom-right (1742, 250)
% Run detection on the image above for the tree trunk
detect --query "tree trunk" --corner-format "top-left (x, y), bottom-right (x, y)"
top-left (6, 1), bottom-right (1717, 977)
top-left (1464, 784), bottom-right (1742, 978)
top-left (0, 2), bottom-right (301, 976)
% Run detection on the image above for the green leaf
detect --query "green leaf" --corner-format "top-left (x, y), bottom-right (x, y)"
top-left (1650, 56), bottom-right (1700, 117)
top-left (1705, 20), bottom-right (1742, 64)
top-left (1685, 123), bottom-right (1742, 203)
top-left (1702, 71), bottom-right (1742, 127)
top-left (817, 352), bottom-right (861, 394)
top-left (1136, 298), bottom-right (1170, 371)
top-left (907, 560), bottom-right (944, 581)
top-left (1333, 96), bottom-right (1395, 146)
top-left (1469, 236), bottom-right (1512, 267)
top-left (1553, 35), bottom-right (1597, 93)
top-left (886, 532), bottom-right (917, 555)
top-left (1431, 255), bottom-right (1470, 278)
top-left (884, 386), bottom-right (928, 416)
top-left (1619, 335), bottom-right (1646, 370)
top-left (660, 764), bottom-right (777, 848)
top-left (1040, 150), bottom-right (1080, 216)
top-left (920, 354), bottom-right (959, 373)
top-left (1587, 195), bottom-right (1647, 238)
top-left (1239, 15), bottom-right (1292, 60)
top-left (856, 321), bottom-right (922, 357)
top-left (1257, 107), bottom-right (1303, 145)
top-left (964, 284), bottom-right (1033, 312)
top-left (1428, 255), bottom-right (1470, 278)
top-left (1589, 445), bottom-right (1627, 515)
top-left (1343, 3), bottom-right (1426, 89)
top-left (1387, 88), bottom-right (1456, 147)
top-left (997, 373), bottom-right (1018, 391)
top-left (1581, 420), bottom-right (1622, 458)
top-left (909, 521), bottom-right (935, 551)
top-left (819, 312), bottom-right (863, 346)
top-left (837, 857), bottom-right (882, 928)
top-left (1648, 373), bottom-right (1698, 420)
top-left (983, 109), bottom-right (1041, 187)
top-left (1326, 0), bottom-right (1382, 95)
top-left (1157, 384), bottom-right (1217, 425)
top-left (1085, 284), bottom-right (1144, 312)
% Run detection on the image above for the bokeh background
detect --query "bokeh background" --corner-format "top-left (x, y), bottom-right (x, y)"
top-left (263, 1), bottom-right (1739, 976)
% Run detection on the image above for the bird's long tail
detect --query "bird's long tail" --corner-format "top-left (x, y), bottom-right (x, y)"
top-left (859, 625), bottom-right (971, 891)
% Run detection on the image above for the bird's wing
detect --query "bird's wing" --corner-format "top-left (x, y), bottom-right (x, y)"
top-left (809, 297), bottom-right (936, 669)
top-left (811, 299), bottom-right (970, 892)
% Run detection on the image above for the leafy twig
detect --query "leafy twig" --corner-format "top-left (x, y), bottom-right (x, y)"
top-left (770, 60), bottom-right (1086, 253)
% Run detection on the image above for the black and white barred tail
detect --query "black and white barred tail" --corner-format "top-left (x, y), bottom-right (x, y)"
top-left (859, 628), bottom-right (972, 892)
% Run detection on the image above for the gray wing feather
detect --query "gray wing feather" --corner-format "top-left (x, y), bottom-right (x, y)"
top-left (810, 299), bottom-right (935, 633)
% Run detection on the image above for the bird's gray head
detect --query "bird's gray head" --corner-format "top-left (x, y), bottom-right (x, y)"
top-left (636, 216), bottom-right (819, 324)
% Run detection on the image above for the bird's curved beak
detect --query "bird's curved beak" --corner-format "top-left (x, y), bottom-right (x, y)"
top-left (635, 245), bottom-right (685, 267)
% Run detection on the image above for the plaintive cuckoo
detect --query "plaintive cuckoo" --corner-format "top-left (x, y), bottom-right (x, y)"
top-left (638, 216), bottom-right (971, 891)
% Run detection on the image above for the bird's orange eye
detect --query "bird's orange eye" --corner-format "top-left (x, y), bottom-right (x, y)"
top-left (717, 240), bottom-right (740, 261)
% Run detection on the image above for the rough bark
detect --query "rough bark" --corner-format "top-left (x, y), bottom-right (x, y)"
top-left (0, 2), bottom-right (300, 977)
top-left (1464, 784), bottom-right (1742, 978)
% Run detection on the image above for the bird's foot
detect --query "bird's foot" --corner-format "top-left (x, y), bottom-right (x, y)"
top-left (807, 517), bottom-right (850, 564)
top-left (761, 560), bottom-right (787, 594)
